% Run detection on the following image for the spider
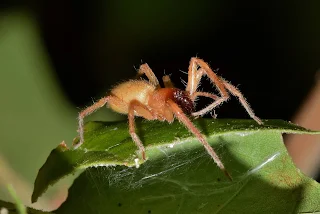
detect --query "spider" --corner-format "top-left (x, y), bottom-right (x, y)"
top-left (75, 57), bottom-right (263, 179)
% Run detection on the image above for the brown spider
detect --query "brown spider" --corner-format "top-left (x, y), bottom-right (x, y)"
top-left (75, 57), bottom-right (263, 179)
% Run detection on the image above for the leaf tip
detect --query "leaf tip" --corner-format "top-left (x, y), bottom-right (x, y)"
top-left (31, 192), bottom-right (38, 204)
top-left (58, 141), bottom-right (68, 150)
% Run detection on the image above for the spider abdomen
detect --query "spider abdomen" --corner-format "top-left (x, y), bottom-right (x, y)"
top-left (109, 80), bottom-right (155, 114)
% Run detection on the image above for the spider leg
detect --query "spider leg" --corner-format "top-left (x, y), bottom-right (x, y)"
top-left (186, 68), bottom-right (205, 94)
top-left (222, 80), bottom-right (263, 124)
top-left (186, 58), bottom-right (228, 97)
top-left (190, 92), bottom-right (220, 119)
top-left (136, 63), bottom-right (160, 88)
top-left (162, 75), bottom-right (174, 88)
top-left (192, 97), bottom-right (229, 117)
top-left (75, 96), bottom-right (110, 149)
top-left (185, 58), bottom-right (230, 117)
top-left (128, 100), bottom-right (157, 160)
top-left (189, 58), bottom-right (262, 123)
top-left (190, 91), bottom-right (219, 101)
top-left (167, 99), bottom-right (232, 180)
top-left (186, 57), bottom-right (198, 94)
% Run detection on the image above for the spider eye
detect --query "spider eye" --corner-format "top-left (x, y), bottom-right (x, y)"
top-left (173, 89), bottom-right (195, 115)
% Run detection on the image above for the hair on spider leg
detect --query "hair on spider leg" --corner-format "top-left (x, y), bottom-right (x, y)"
top-left (210, 109), bottom-right (218, 119)
top-left (179, 69), bottom-right (188, 75)
top-left (133, 65), bottom-right (138, 72)
top-left (180, 77), bottom-right (188, 87)
top-left (90, 97), bottom-right (97, 104)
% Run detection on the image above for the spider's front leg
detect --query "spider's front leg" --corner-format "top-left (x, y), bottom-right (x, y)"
top-left (222, 80), bottom-right (263, 124)
top-left (166, 99), bottom-right (232, 180)
top-left (187, 57), bottom-right (262, 124)
top-left (186, 57), bottom-right (230, 117)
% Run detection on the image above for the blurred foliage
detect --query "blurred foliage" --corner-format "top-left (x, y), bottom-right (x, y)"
top-left (0, 10), bottom-right (77, 204)
top-left (0, 10), bottom-right (121, 207)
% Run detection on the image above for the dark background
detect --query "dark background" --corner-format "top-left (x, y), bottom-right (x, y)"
top-left (27, 1), bottom-right (319, 120)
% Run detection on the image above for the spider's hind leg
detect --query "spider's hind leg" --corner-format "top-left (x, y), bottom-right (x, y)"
top-left (75, 96), bottom-right (110, 149)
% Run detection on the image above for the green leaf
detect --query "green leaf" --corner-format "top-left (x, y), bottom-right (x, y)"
top-left (32, 119), bottom-right (320, 213)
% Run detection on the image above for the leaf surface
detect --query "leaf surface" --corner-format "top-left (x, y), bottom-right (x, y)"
top-left (31, 119), bottom-right (320, 213)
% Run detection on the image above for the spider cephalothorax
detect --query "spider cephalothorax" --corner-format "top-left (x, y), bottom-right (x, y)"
top-left (76, 57), bottom-right (263, 179)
